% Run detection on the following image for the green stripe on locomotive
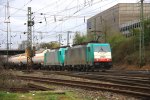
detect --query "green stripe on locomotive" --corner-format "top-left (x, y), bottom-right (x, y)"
top-left (44, 48), bottom-right (67, 66)
top-left (86, 43), bottom-right (111, 64)
top-left (57, 48), bottom-right (68, 66)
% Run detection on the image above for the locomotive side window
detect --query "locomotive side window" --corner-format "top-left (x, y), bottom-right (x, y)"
top-left (88, 47), bottom-right (90, 52)
top-left (60, 51), bottom-right (61, 55)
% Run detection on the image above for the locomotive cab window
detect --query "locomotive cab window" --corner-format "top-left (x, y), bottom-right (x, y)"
top-left (59, 51), bottom-right (61, 55)
top-left (94, 46), bottom-right (110, 52)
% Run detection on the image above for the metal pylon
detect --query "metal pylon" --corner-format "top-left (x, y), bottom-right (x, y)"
top-left (26, 7), bottom-right (34, 70)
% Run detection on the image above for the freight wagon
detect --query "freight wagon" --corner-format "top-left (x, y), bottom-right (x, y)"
top-left (7, 43), bottom-right (112, 71)
top-left (8, 49), bottom-right (49, 69)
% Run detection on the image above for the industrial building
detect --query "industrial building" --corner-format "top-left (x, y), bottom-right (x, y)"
top-left (87, 3), bottom-right (150, 36)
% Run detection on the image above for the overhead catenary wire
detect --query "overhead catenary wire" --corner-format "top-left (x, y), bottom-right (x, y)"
top-left (43, 0), bottom-right (104, 32)
top-left (31, 0), bottom-right (138, 44)
top-left (0, 0), bottom-right (118, 33)
top-left (34, 0), bottom-right (60, 13)
top-left (35, 0), bottom-right (122, 36)
top-left (0, 3), bottom-right (27, 12)
top-left (0, 0), bottom-right (140, 49)
top-left (3, 0), bottom-right (115, 36)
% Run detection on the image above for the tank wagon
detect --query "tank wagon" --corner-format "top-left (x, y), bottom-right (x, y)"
top-left (8, 49), bottom-right (49, 69)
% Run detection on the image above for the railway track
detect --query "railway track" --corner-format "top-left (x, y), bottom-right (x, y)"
top-left (40, 71), bottom-right (150, 87)
top-left (40, 70), bottom-right (150, 79)
top-left (6, 83), bottom-right (54, 93)
top-left (18, 75), bottom-right (150, 98)
top-left (66, 73), bottom-right (150, 87)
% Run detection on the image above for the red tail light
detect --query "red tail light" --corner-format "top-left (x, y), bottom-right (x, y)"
top-left (94, 58), bottom-right (112, 62)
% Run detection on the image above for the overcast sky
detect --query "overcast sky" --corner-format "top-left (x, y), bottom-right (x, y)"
top-left (0, 0), bottom-right (149, 49)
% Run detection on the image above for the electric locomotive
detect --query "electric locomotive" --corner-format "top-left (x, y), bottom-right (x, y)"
top-left (64, 43), bottom-right (112, 71)
top-left (44, 47), bottom-right (67, 70)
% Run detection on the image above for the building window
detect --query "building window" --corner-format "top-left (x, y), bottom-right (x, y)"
top-left (87, 21), bottom-right (92, 29)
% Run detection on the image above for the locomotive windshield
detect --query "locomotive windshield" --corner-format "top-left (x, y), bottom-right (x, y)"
top-left (94, 46), bottom-right (110, 52)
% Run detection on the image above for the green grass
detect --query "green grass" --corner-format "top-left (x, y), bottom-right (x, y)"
top-left (0, 91), bottom-right (84, 100)
top-left (0, 91), bottom-right (18, 100)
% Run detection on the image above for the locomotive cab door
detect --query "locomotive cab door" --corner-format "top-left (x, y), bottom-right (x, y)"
top-left (86, 45), bottom-right (94, 66)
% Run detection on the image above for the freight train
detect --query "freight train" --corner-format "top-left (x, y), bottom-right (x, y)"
top-left (7, 43), bottom-right (112, 71)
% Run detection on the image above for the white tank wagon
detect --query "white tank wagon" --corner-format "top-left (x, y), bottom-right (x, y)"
top-left (8, 54), bottom-right (22, 64)
top-left (7, 49), bottom-right (49, 69)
